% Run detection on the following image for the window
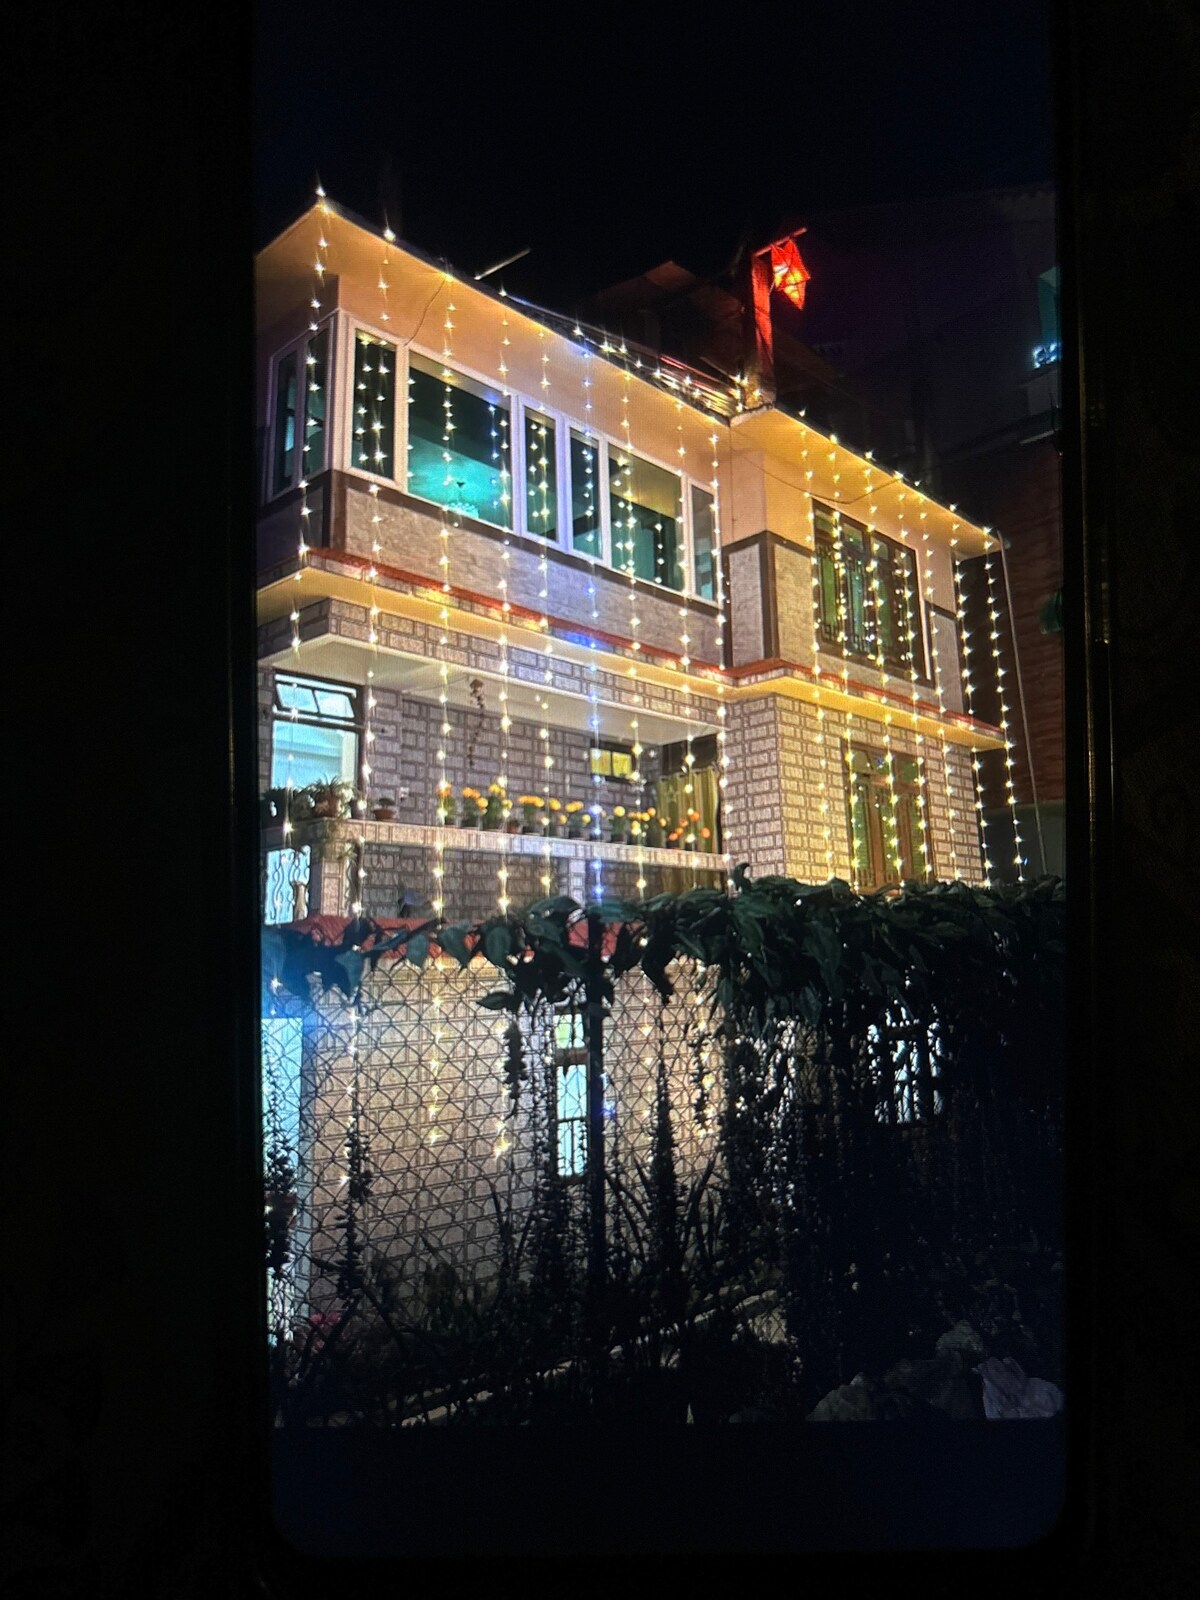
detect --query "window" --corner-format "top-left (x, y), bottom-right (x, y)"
top-left (270, 327), bottom-right (330, 500)
top-left (406, 353), bottom-right (512, 527)
top-left (524, 410), bottom-right (558, 540)
top-left (589, 741), bottom-right (636, 781)
top-left (569, 429), bottom-right (602, 556)
top-left (868, 1006), bottom-right (944, 1124)
top-left (271, 673), bottom-right (359, 792)
top-left (352, 330), bottom-right (396, 478)
top-left (609, 449), bottom-right (684, 591)
top-left (847, 746), bottom-right (928, 888)
top-left (690, 484), bottom-right (716, 601)
top-left (553, 1011), bottom-right (589, 1178)
top-left (1034, 267), bottom-right (1060, 367)
top-left (272, 352), bottom-right (298, 495)
top-left (814, 506), bottom-right (925, 676)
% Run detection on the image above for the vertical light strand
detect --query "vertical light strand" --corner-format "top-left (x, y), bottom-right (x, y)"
top-left (495, 298), bottom-right (514, 913)
top-left (533, 330), bottom-right (555, 895)
top-left (674, 395), bottom-right (696, 886)
top-left (897, 497), bottom-right (933, 880)
top-left (281, 193), bottom-right (332, 867)
top-left (951, 545), bottom-right (992, 887)
top-left (829, 506), bottom-right (862, 892)
top-left (710, 425), bottom-right (733, 887)
top-left (615, 341), bottom-right (643, 858)
top-left (805, 486), bottom-right (836, 879)
top-left (429, 274), bottom-right (460, 919)
top-left (864, 479), bottom-right (903, 882)
top-left (920, 517), bottom-right (960, 880)
top-left (984, 536), bottom-right (1026, 881)
top-left (576, 330), bottom-right (604, 905)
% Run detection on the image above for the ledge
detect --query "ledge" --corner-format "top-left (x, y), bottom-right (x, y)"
top-left (265, 816), bottom-right (727, 873)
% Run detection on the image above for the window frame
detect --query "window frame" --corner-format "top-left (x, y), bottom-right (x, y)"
top-left (362, 335), bottom-right (719, 599)
top-left (264, 316), bottom-right (335, 505)
top-left (813, 501), bottom-right (928, 680)
top-left (270, 670), bottom-right (362, 794)
top-left (845, 742), bottom-right (929, 889)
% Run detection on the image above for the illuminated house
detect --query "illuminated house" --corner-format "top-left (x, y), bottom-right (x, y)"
top-left (255, 198), bottom-right (1018, 930)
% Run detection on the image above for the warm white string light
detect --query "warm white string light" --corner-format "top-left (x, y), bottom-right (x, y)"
top-left (495, 299), bottom-right (514, 914)
top-left (952, 544), bottom-right (992, 887)
top-left (984, 537), bottom-right (1026, 881)
top-left (614, 344), bottom-right (643, 857)
top-left (575, 331), bottom-right (605, 905)
top-left (894, 490), bottom-right (933, 880)
top-left (709, 427), bottom-right (733, 887)
top-left (863, 482), bottom-right (903, 883)
top-left (531, 330), bottom-right (555, 896)
top-left (805, 480), bottom-right (836, 879)
top-left (829, 505), bottom-right (863, 892)
top-left (673, 396), bottom-right (697, 887)
top-left (920, 517), bottom-right (961, 880)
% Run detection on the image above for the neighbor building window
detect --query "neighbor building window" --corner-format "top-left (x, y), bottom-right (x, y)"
top-left (847, 746), bottom-right (928, 888)
top-left (524, 410), bottom-right (558, 540)
top-left (690, 484), bottom-right (717, 601)
top-left (272, 352), bottom-right (298, 496)
top-left (406, 353), bottom-right (512, 527)
top-left (589, 741), bottom-right (636, 781)
top-left (352, 330), bottom-right (396, 478)
top-left (270, 326), bottom-right (329, 499)
top-left (609, 449), bottom-right (684, 591)
top-left (569, 430), bottom-right (602, 556)
top-left (271, 673), bottom-right (360, 792)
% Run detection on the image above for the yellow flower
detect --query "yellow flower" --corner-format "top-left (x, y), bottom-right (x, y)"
top-left (548, 798), bottom-right (561, 811)
top-left (462, 786), bottom-right (479, 800)
top-left (614, 805), bottom-right (626, 817)
top-left (565, 800), bottom-right (583, 813)
top-left (477, 796), bottom-right (487, 811)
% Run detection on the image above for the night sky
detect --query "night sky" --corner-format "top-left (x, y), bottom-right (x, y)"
top-left (255, 1), bottom-right (1054, 307)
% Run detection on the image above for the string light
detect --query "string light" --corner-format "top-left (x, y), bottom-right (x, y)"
top-left (805, 481), bottom-right (836, 879)
top-left (865, 510), bottom-right (904, 883)
top-left (893, 491), bottom-right (933, 880)
top-left (491, 306), bottom-right (515, 912)
top-left (952, 546), bottom-right (992, 886)
top-left (920, 517), bottom-right (961, 879)
top-left (616, 350), bottom-right (643, 860)
top-left (532, 330), bottom-right (555, 895)
top-left (984, 538), bottom-right (1026, 881)
top-left (710, 426), bottom-right (733, 887)
top-left (674, 395), bottom-right (696, 886)
top-left (829, 506), bottom-right (863, 892)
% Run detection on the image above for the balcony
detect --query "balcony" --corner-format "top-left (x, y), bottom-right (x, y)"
top-left (262, 816), bottom-right (726, 925)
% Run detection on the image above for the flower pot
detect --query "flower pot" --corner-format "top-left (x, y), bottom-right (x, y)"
top-left (312, 799), bottom-right (340, 819)
top-left (506, 819), bottom-right (521, 834)
top-left (372, 807), bottom-right (396, 822)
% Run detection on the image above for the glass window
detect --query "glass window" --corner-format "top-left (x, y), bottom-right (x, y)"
top-left (407, 354), bottom-right (512, 527)
top-left (302, 326), bottom-right (328, 478)
top-left (609, 450), bottom-right (683, 591)
top-left (554, 1010), bottom-right (589, 1179)
top-left (272, 351), bottom-right (298, 495)
top-left (569, 430), bottom-right (601, 556)
top-left (690, 484), bottom-right (716, 600)
top-left (352, 330), bottom-right (396, 478)
top-left (847, 746), bottom-right (927, 887)
top-left (524, 410), bottom-right (558, 540)
top-left (870, 534), bottom-right (897, 660)
top-left (271, 673), bottom-right (359, 792)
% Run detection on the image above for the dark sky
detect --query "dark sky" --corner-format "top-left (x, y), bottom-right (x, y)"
top-left (255, 1), bottom-right (1054, 306)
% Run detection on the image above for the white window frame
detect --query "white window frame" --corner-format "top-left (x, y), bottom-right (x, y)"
top-left (342, 315), bottom-right (402, 489)
top-left (334, 329), bottom-right (720, 603)
top-left (263, 316), bottom-right (336, 505)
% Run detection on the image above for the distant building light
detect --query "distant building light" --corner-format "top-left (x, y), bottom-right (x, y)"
top-left (1033, 339), bottom-right (1061, 369)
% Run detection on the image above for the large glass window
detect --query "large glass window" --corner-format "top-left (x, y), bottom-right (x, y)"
top-left (301, 326), bottom-right (328, 479)
top-left (406, 354), bottom-right (512, 527)
top-left (352, 330), bottom-right (396, 478)
top-left (524, 410), bottom-right (557, 540)
top-left (272, 351), bottom-right (298, 495)
top-left (815, 507), bottom-right (924, 674)
top-left (690, 484), bottom-right (716, 601)
top-left (609, 450), bottom-right (684, 591)
top-left (569, 430), bottom-right (601, 556)
top-left (271, 673), bottom-right (359, 792)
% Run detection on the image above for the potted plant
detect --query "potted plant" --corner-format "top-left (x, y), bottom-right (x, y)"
top-left (644, 807), bottom-right (664, 849)
top-left (305, 776), bottom-right (354, 819)
top-left (698, 825), bottom-right (713, 852)
top-left (460, 786), bottom-right (481, 827)
top-left (519, 795), bottom-right (544, 834)
top-left (483, 784), bottom-right (506, 831)
top-left (435, 782), bottom-right (456, 826)
top-left (665, 824), bottom-right (681, 850)
top-left (684, 808), bottom-right (702, 850)
top-left (372, 796), bottom-right (398, 821)
top-left (610, 805), bottom-right (628, 844)
top-left (546, 797), bottom-right (565, 838)
top-left (565, 800), bottom-right (585, 838)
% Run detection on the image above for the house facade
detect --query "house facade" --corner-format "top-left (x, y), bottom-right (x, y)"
top-left (256, 197), bottom-right (1024, 1322)
top-left (256, 198), bottom-right (1014, 927)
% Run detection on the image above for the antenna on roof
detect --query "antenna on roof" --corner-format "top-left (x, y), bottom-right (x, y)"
top-left (474, 247), bottom-right (531, 281)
